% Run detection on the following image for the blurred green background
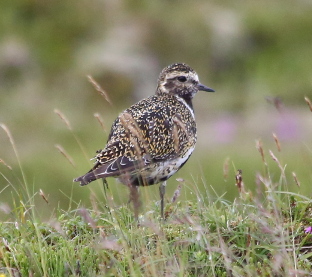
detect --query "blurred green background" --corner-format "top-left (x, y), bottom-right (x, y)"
top-left (1, 0), bottom-right (312, 219)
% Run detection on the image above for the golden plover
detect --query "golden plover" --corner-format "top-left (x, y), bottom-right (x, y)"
top-left (74, 63), bottom-right (215, 218)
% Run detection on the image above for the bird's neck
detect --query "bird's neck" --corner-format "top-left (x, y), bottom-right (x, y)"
top-left (176, 94), bottom-right (194, 111)
top-left (156, 87), bottom-right (195, 112)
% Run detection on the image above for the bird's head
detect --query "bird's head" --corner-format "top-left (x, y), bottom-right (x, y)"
top-left (156, 63), bottom-right (214, 99)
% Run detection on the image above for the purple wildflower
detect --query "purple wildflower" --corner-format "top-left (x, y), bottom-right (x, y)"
top-left (304, 226), bottom-right (312, 234)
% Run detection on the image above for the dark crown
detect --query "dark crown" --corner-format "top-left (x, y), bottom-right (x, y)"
top-left (158, 63), bottom-right (195, 83)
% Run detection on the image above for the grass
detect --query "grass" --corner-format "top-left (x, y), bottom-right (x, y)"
top-left (2, 177), bottom-right (312, 276)
top-left (1, 100), bottom-right (312, 276)
top-left (1, 156), bottom-right (312, 275)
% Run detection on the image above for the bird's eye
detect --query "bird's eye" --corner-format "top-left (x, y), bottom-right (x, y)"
top-left (177, 76), bottom-right (187, 82)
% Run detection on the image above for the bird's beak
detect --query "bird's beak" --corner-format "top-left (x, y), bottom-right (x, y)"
top-left (197, 83), bottom-right (215, 92)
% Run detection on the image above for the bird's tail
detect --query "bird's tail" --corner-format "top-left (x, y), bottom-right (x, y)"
top-left (73, 171), bottom-right (97, 186)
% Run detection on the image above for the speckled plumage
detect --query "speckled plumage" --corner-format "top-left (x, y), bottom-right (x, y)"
top-left (74, 63), bottom-right (214, 217)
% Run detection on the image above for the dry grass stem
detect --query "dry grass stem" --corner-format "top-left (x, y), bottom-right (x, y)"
top-left (87, 75), bottom-right (113, 106)
top-left (55, 144), bottom-right (76, 168)
top-left (256, 173), bottom-right (272, 191)
top-left (0, 124), bottom-right (15, 149)
top-left (272, 133), bottom-right (281, 152)
top-left (172, 115), bottom-right (188, 136)
top-left (304, 96), bottom-right (312, 112)
top-left (94, 113), bottom-right (106, 131)
top-left (172, 116), bottom-right (189, 153)
top-left (0, 124), bottom-right (27, 186)
top-left (140, 219), bottom-right (163, 236)
top-left (269, 150), bottom-right (285, 177)
top-left (172, 123), bottom-right (179, 153)
top-left (128, 184), bottom-right (141, 220)
top-left (120, 113), bottom-right (143, 140)
top-left (78, 207), bottom-right (97, 229)
top-left (119, 112), bottom-right (149, 161)
top-left (54, 109), bottom-right (72, 130)
top-left (49, 219), bottom-right (65, 236)
top-left (0, 158), bottom-right (12, 170)
top-left (171, 184), bottom-right (181, 203)
top-left (292, 172), bottom-right (300, 187)
top-left (256, 139), bottom-right (265, 163)
top-left (39, 189), bottom-right (49, 204)
top-left (98, 238), bottom-right (123, 252)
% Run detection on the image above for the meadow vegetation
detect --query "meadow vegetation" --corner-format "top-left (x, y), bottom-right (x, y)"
top-left (1, 101), bottom-right (312, 276)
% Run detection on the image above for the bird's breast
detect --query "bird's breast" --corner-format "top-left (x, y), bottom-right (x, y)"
top-left (146, 144), bottom-right (195, 182)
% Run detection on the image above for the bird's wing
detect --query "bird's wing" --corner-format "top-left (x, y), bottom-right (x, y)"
top-left (74, 154), bottom-right (151, 186)
top-left (97, 97), bottom-right (179, 162)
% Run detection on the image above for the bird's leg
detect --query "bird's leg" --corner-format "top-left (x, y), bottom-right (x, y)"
top-left (102, 178), bottom-right (109, 198)
top-left (128, 184), bottom-right (141, 221)
top-left (102, 178), bottom-right (110, 207)
top-left (103, 178), bottom-right (109, 189)
top-left (159, 181), bottom-right (167, 219)
top-left (101, 178), bottom-right (114, 221)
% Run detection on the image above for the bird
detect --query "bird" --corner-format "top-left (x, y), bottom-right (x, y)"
top-left (74, 63), bottom-right (215, 219)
